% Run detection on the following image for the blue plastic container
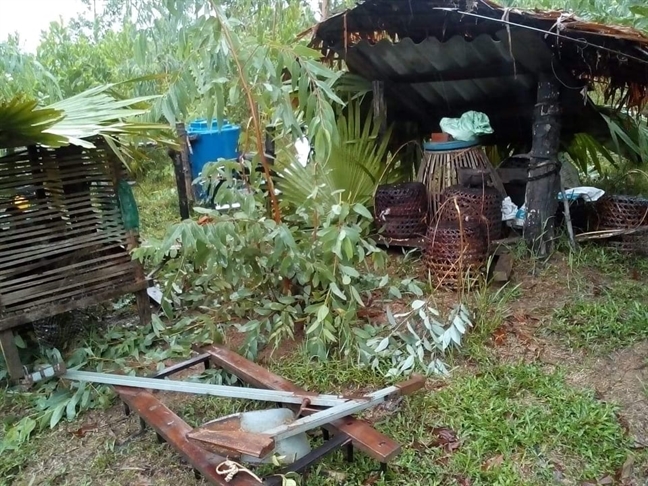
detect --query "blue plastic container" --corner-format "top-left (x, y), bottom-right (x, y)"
top-left (187, 118), bottom-right (241, 198)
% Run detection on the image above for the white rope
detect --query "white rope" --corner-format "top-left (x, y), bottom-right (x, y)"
top-left (215, 460), bottom-right (263, 483)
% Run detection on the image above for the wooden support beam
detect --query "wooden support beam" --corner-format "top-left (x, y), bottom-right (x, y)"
top-left (198, 344), bottom-right (403, 462)
top-left (372, 81), bottom-right (387, 140)
top-left (0, 330), bottom-right (24, 380)
top-left (174, 122), bottom-right (194, 216)
top-left (115, 386), bottom-right (261, 485)
top-left (524, 75), bottom-right (562, 256)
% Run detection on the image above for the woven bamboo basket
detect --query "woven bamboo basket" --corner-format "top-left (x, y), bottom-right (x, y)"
top-left (439, 185), bottom-right (503, 241)
top-left (374, 182), bottom-right (428, 239)
top-left (424, 220), bottom-right (487, 289)
top-left (417, 141), bottom-right (505, 220)
top-left (596, 195), bottom-right (648, 256)
top-left (596, 195), bottom-right (648, 229)
top-left (375, 182), bottom-right (428, 218)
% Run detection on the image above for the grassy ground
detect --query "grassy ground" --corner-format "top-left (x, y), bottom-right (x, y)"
top-left (132, 169), bottom-right (181, 241)
top-left (3, 174), bottom-right (648, 485)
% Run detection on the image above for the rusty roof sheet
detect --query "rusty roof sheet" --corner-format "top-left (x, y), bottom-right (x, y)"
top-left (311, 0), bottom-right (648, 142)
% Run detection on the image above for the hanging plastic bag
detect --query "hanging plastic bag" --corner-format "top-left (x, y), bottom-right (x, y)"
top-left (439, 111), bottom-right (494, 142)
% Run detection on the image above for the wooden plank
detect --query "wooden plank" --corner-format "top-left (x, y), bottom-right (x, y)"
top-left (0, 330), bottom-right (24, 380)
top-left (0, 213), bottom-right (110, 245)
top-left (3, 269), bottom-right (138, 312)
top-left (0, 280), bottom-right (147, 330)
top-left (492, 254), bottom-right (514, 282)
top-left (0, 230), bottom-right (127, 267)
top-left (1, 253), bottom-right (129, 292)
top-left (174, 123), bottom-right (192, 218)
top-left (2, 261), bottom-right (137, 306)
top-left (115, 386), bottom-right (261, 486)
top-left (187, 428), bottom-right (275, 459)
top-left (0, 174), bottom-right (113, 191)
top-left (0, 219), bottom-right (115, 251)
top-left (0, 165), bottom-right (108, 182)
top-left (2, 198), bottom-right (118, 227)
top-left (0, 242), bottom-right (118, 281)
top-left (176, 123), bottom-right (195, 204)
top-left (199, 344), bottom-right (402, 463)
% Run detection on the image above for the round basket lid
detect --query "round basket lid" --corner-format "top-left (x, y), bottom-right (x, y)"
top-left (423, 139), bottom-right (479, 151)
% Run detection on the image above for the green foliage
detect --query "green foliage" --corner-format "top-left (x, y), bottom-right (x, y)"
top-left (35, 21), bottom-right (136, 99)
top-left (277, 99), bottom-right (402, 209)
top-left (503, 0), bottom-right (648, 32)
top-left (358, 301), bottom-right (473, 377)
top-left (134, 168), bottom-right (390, 359)
top-left (0, 35), bottom-right (61, 102)
top-left (0, 83), bottom-right (172, 151)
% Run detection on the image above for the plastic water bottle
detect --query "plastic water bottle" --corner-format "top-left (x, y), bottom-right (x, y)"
top-left (514, 206), bottom-right (526, 228)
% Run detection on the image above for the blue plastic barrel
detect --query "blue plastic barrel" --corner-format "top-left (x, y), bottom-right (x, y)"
top-left (187, 118), bottom-right (240, 199)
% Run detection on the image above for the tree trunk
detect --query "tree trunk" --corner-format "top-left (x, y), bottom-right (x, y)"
top-left (372, 80), bottom-right (387, 141)
top-left (524, 76), bottom-right (562, 256)
top-left (321, 0), bottom-right (329, 19)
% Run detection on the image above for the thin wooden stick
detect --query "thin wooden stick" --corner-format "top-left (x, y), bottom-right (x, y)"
top-left (560, 184), bottom-right (578, 250)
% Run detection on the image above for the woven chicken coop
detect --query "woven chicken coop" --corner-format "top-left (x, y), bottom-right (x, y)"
top-left (0, 138), bottom-right (150, 379)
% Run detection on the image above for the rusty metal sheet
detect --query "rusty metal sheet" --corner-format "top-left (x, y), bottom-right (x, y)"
top-left (115, 386), bottom-right (262, 486)
top-left (188, 428), bottom-right (275, 459)
top-left (198, 344), bottom-right (403, 462)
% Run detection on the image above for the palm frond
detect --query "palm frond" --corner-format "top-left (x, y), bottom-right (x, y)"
top-left (277, 100), bottom-right (402, 209)
top-left (0, 83), bottom-right (173, 150)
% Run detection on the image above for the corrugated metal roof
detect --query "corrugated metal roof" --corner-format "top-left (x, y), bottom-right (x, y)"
top-left (311, 0), bottom-right (648, 143)
top-left (327, 28), bottom-right (593, 141)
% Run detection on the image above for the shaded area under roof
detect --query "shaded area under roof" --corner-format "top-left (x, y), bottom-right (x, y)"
top-left (312, 0), bottom-right (648, 144)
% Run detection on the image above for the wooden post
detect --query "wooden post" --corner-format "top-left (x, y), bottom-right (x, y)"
top-left (264, 125), bottom-right (276, 165)
top-left (372, 81), bottom-right (387, 141)
top-left (0, 330), bottom-right (24, 380)
top-left (171, 149), bottom-right (191, 220)
top-left (175, 123), bottom-right (194, 208)
top-left (523, 75), bottom-right (562, 256)
top-left (108, 146), bottom-right (152, 327)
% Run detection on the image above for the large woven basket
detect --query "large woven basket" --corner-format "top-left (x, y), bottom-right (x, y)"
top-left (375, 182), bottom-right (428, 239)
top-left (375, 182), bottom-right (428, 218)
top-left (424, 220), bottom-right (487, 288)
top-left (596, 195), bottom-right (648, 229)
top-left (438, 185), bottom-right (503, 241)
top-left (417, 141), bottom-right (505, 220)
top-left (596, 195), bottom-right (648, 256)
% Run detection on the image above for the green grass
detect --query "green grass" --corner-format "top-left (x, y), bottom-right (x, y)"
top-left (133, 169), bottom-right (181, 241)
top-left (260, 358), bottom-right (631, 485)
top-left (548, 245), bottom-right (648, 352)
top-left (0, 343), bottom-right (637, 485)
top-left (93, 354), bottom-right (629, 486)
